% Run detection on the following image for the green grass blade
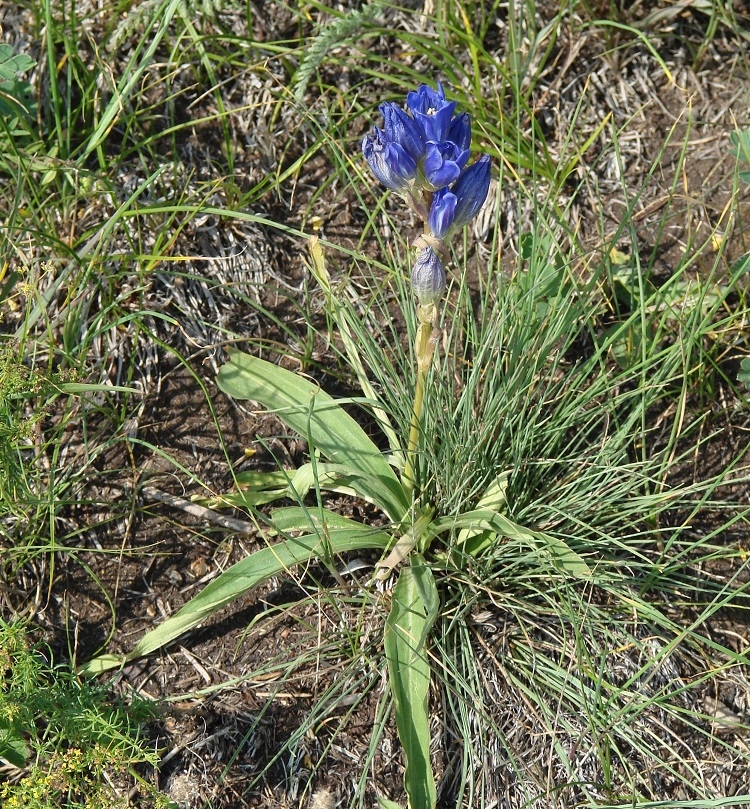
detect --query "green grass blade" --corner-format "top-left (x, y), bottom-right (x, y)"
top-left (217, 348), bottom-right (408, 522)
top-left (309, 236), bottom-right (403, 464)
top-left (384, 560), bottom-right (439, 809)
top-left (57, 382), bottom-right (140, 394)
top-left (584, 19), bottom-right (674, 83)
top-left (79, 0), bottom-right (182, 162)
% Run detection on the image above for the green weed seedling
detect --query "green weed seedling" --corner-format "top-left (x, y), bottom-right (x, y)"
top-left (0, 44), bottom-right (36, 122)
top-left (0, 620), bottom-right (163, 808)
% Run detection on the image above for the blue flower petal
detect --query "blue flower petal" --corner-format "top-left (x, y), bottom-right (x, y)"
top-left (448, 112), bottom-right (471, 152)
top-left (429, 189), bottom-right (457, 239)
top-left (450, 154), bottom-right (491, 230)
top-left (408, 83), bottom-right (458, 142)
top-left (423, 142), bottom-right (463, 189)
top-left (416, 106), bottom-right (456, 142)
top-left (380, 102), bottom-right (426, 163)
top-left (407, 83), bottom-right (447, 115)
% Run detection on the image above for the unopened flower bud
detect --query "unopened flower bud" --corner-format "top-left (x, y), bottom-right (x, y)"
top-left (428, 189), bottom-right (457, 239)
top-left (426, 154), bottom-right (491, 239)
top-left (449, 154), bottom-right (491, 230)
top-left (448, 112), bottom-right (471, 152)
top-left (411, 246), bottom-right (446, 307)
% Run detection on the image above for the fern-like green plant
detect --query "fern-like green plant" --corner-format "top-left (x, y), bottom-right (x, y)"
top-left (0, 621), bottom-right (162, 807)
top-left (292, 1), bottom-right (388, 102)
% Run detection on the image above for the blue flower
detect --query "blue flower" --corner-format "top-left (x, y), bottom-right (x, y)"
top-left (407, 83), bottom-right (457, 143)
top-left (362, 127), bottom-right (418, 192)
top-left (380, 102), bottom-right (425, 164)
top-left (411, 246), bottom-right (446, 306)
top-left (428, 189), bottom-right (457, 239)
top-left (362, 83), bottom-right (491, 238)
top-left (423, 141), bottom-right (470, 189)
top-left (427, 155), bottom-right (491, 237)
top-left (450, 154), bottom-right (491, 229)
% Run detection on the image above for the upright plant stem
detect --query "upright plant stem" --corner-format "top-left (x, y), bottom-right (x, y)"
top-left (403, 306), bottom-right (438, 500)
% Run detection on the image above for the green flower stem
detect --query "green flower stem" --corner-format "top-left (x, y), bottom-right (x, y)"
top-left (402, 304), bottom-right (438, 500)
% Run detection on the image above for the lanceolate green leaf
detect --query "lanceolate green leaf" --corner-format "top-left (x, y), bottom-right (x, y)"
top-left (209, 462), bottom-right (407, 513)
top-left (377, 800), bottom-right (404, 809)
top-left (456, 472), bottom-right (510, 553)
top-left (200, 464), bottom-right (358, 510)
top-left (270, 505), bottom-right (393, 547)
top-left (489, 512), bottom-right (592, 579)
top-left (431, 509), bottom-right (592, 578)
top-left (217, 350), bottom-right (408, 523)
top-left (80, 530), bottom-right (390, 676)
top-left (385, 560), bottom-right (439, 809)
top-left (288, 462), bottom-right (411, 518)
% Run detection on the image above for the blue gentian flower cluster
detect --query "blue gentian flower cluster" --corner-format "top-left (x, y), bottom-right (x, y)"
top-left (362, 83), bottom-right (491, 308)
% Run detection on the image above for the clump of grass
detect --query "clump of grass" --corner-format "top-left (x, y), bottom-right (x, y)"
top-left (0, 341), bottom-right (44, 518)
top-left (306, 197), bottom-right (750, 806)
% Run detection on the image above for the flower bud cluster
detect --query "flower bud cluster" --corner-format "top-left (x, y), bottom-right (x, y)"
top-left (362, 83), bottom-right (491, 308)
